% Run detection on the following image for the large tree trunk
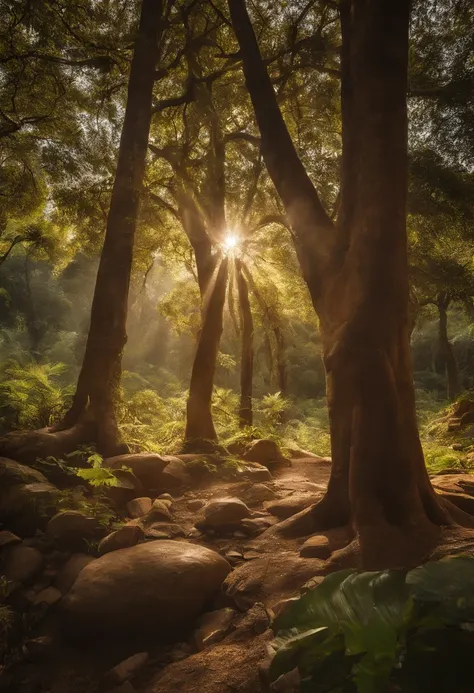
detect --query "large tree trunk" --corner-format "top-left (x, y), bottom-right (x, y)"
top-left (59, 0), bottom-right (163, 455)
top-left (184, 258), bottom-right (228, 449)
top-left (236, 259), bottom-right (253, 428)
top-left (228, 0), bottom-right (473, 567)
top-left (437, 293), bottom-right (461, 400)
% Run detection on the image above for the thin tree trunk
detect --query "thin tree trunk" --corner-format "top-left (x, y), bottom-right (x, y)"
top-left (437, 293), bottom-right (461, 400)
top-left (184, 258), bottom-right (228, 449)
top-left (60, 0), bottom-right (163, 455)
top-left (236, 259), bottom-right (253, 428)
top-left (228, 0), bottom-right (471, 567)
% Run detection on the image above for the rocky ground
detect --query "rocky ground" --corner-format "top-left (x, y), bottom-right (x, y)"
top-left (0, 438), bottom-right (473, 693)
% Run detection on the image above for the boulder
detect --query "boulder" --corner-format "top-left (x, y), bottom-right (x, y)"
top-left (237, 464), bottom-right (273, 482)
top-left (242, 439), bottom-right (285, 466)
top-left (194, 608), bottom-right (237, 650)
top-left (4, 545), bottom-right (43, 583)
top-left (187, 499), bottom-right (205, 512)
top-left (0, 480), bottom-right (60, 535)
top-left (299, 535), bottom-right (331, 559)
top-left (47, 510), bottom-right (102, 543)
top-left (106, 469), bottom-right (143, 507)
top-left (161, 457), bottom-right (191, 489)
top-left (99, 526), bottom-right (144, 556)
top-left (143, 523), bottom-right (185, 539)
top-left (197, 498), bottom-right (251, 531)
top-left (0, 531), bottom-right (21, 549)
top-left (0, 458), bottom-right (47, 486)
top-left (144, 499), bottom-right (172, 522)
top-left (102, 652), bottom-right (149, 689)
top-left (33, 586), bottom-right (62, 606)
top-left (265, 494), bottom-right (321, 520)
top-left (106, 454), bottom-right (169, 490)
top-left (54, 553), bottom-right (96, 594)
top-left (61, 541), bottom-right (231, 639)
top-left (127, 497), bottom-right (153, 518)
top-left (224, 552), bottom-right (325, 610)
top-left (241, 484), bottom-right (277, 505)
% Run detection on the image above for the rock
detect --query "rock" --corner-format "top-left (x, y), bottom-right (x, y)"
top-left (24, 636), bottom-right (54, 660)
top-left (242, 484), bottom-right (277, 505)
top-left (187, 499), bottom-right (205, 512)
top-left (0, 530), bottom-right (21, 549)
top-left (299, 535), bottom-right (331, 559)
top-left (102, 652), bottom-right (149, 688)
top-left (242, 439), bottom-right (285, 466)
top-left (158, 493), bottom-right (174, 503)
top-left (33, 586), bottom-right (62, 606)
top-left (106, 453), bottom-right (169, 490)
top-left (194, 608), bottom-right (237, 650)
top-left (286, 447), bottom-right (324, 460)
top-left (0, 458), bottom-right (47, 486)
top-left (225, 550), bottom-right (243, 563)
top-left (161, 457), bottom-right (191, 489)
top-left (224, 552), bottom-right (325, 610)
top-left (61, 541), bottom-right (231, 639)
top-left (144, 499), bottom-right (172, 522)
top-left (127, 497), bottom-right (153, 518)
top-left (144, 523), bottom-right (185, 539)
top-left (265, 494), bottom-right (321, 520)
top-left (4, 545), bottom-right (43, 583)
top-left (198, 498), bottom-right (251, 530)
top-left (99, 525), bottom-right (144, 556)
top-left (0, 481), bottom-right (60, 535)
top-left (237, 463), bottom-right (273, 483)
top-left (47, 510), bottom-right (102, 543)
top-left (240, 517), bottom-right (275, 535)
top-left (55, 553), bottom-right (96, 594)
top-left (106, 469), bottom-right (144, 507)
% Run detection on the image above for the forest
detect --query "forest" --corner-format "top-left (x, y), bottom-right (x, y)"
top-left (2, 0), bottom-right (474, 692)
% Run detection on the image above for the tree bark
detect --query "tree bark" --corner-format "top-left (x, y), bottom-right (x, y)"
top-left (236, 259), bottom-right (253, 428)
top-left (184, 258), bottom-right (228, 449)
top-left (437, 293), bottom-right (461, 401)
top-left (60, 0), bottom-right (163, 456)
top-left (228, 0), bottom-right (470, 567)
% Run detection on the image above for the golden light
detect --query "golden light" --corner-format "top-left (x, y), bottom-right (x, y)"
top-left (222, 233), bottom-right (240, 254)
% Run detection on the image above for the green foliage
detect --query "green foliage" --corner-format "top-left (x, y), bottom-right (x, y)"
top-left (0, 358), bottom-right (73, 432)
top-left (270, 556), bottom-right (474, 693)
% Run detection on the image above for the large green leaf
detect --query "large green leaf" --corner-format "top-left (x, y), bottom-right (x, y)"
top-left (406, 555), bottom-right (474, 623)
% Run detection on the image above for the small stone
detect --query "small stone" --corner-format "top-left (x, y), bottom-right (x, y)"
top-left (0, 530), bottom-right (22, 549)
top-left (33, 586), bottom-right (62, 606)
top-left (144, 499), bottom-right (172, 522)
top-left (225, 550), bottom-right (243, 561)
top-left (452, 443), bottom-right (463, 451)
top-left (187, 499), bottom-right (204, 511)
top-left (242, 484), bottom-right (277, 505)
top-left (233, 531), bottom-right (246, 538)
top-left (240, 517), bottom-right (273, 535)
top-left (238, 464), bottom-right (273, 482)
top-left (47, 511), bottom-right (101, 541)
top-left (98, 525), bottom-right (144, 556)
top-left (4, 545), bottom-right (43, 583)
top-left (143, 523), bottom-right (185, 539)
top-left (299, 535), bottom-right (331, 559)
top-left (157, 493), bottom-right (173, 503)
top-left (102, 652), bottom-right (149, 688)
top-left (194, 608), bottom-right (237, 650)
top-left (198, 498), bottom-right (251, 530)
top-left (54, 553), bottom-right (95, 594)
top-left (127, 497), bottom-right (152, 518)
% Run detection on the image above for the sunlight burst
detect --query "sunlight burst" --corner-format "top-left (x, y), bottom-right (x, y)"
top-left (222, 233), bottom-right (240, 254)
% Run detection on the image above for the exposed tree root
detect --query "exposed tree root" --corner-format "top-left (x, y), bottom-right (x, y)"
top-left (0, 420), bottom-right (96, 466)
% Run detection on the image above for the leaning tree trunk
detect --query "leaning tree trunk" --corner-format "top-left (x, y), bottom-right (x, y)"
top-left (59, 0), bottom-right (163, 455)
top-left (236, 259), bottom-right (254, 428)
top-left (229, 0), bottom-right (474, 568)
top-left (437, 293), bottom-right (461, 401)
top-left (184, 258), bottom-right (228, 450)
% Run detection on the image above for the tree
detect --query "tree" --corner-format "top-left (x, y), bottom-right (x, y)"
top-left (228, 0), bottom-right (474, 568)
